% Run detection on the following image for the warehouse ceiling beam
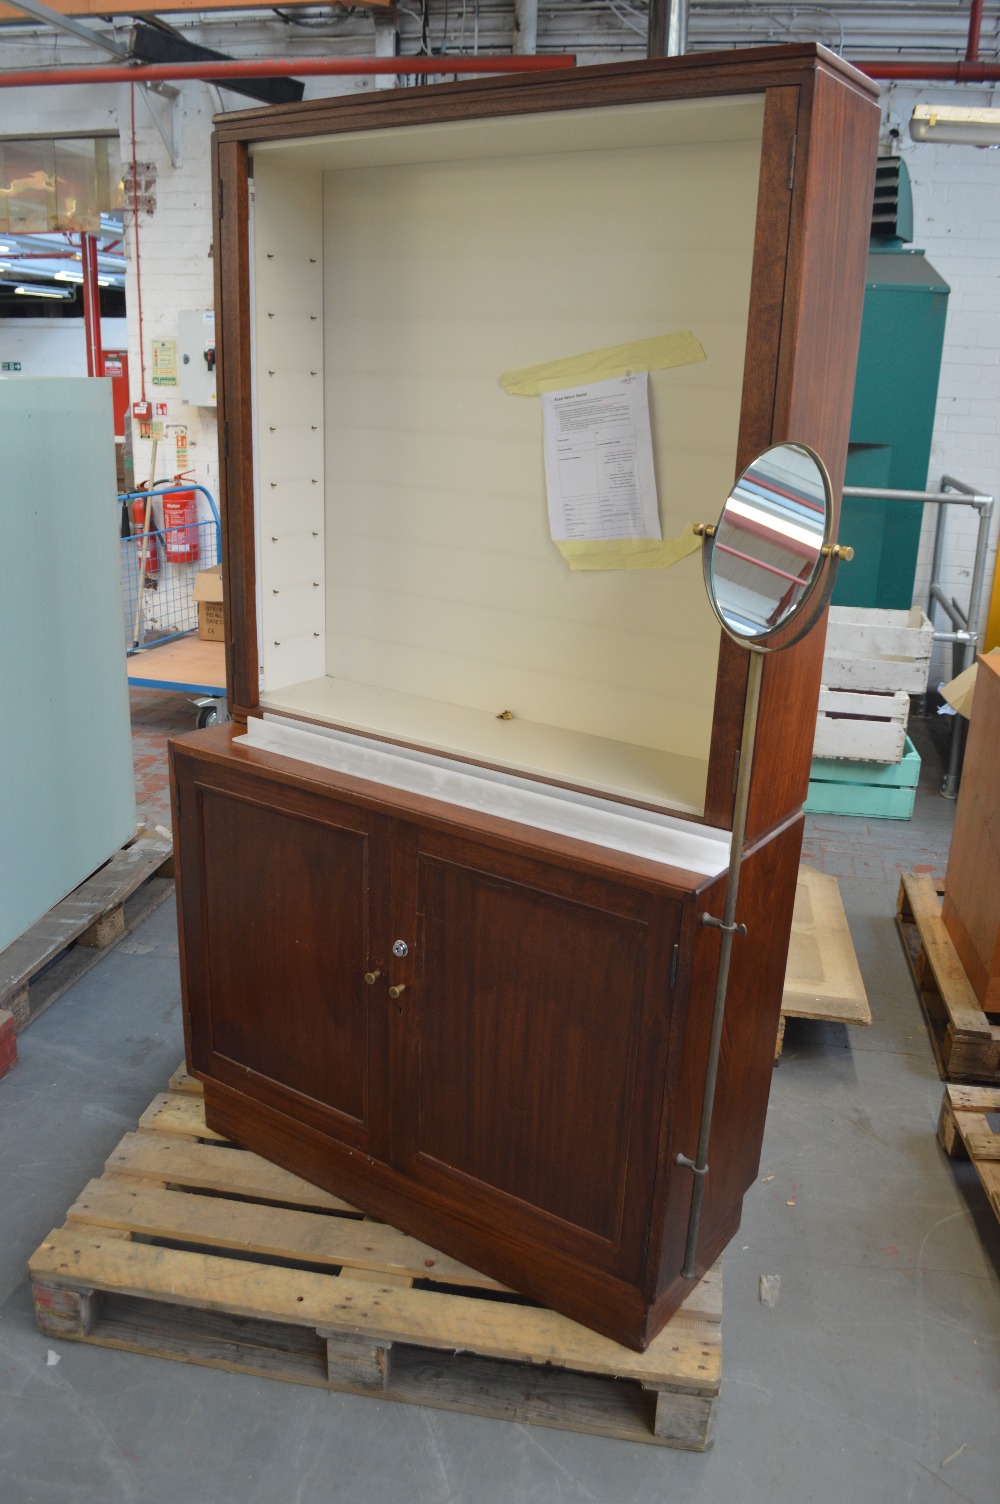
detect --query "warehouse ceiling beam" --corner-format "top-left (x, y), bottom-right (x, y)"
top-left (4, 0), bottom-right (128, 57)
top-left (0, 53), bottom-right (576, 88)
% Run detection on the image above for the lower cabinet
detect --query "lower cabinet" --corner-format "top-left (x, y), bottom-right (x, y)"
top-left (172, 726), bottom-right (798, 1350)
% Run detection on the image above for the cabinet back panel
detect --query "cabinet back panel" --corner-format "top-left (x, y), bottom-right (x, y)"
top-left (321, 131), bottom-right (760, 769)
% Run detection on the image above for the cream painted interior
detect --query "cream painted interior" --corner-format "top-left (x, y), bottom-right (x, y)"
top-left (251, 94), bottom-right (766, 817)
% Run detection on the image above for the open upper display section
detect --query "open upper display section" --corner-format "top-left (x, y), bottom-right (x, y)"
top-left (249, 93), bottom-right (766, 819)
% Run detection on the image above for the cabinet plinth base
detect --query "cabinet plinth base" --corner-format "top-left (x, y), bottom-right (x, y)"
top-left (201, 1074), bottom-right (732, 1352)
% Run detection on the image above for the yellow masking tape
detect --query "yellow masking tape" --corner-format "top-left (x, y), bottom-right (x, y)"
top-left (557, 533), bottom-right (703, 572)
top-left (499, 330), bottom-right (706, 397)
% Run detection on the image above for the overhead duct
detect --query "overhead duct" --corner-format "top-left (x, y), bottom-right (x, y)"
top-left (128, 20), bottom-right (304, 106)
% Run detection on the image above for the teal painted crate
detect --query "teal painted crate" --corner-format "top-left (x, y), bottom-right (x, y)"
top-left (804, 737), bottom-right (920, 819)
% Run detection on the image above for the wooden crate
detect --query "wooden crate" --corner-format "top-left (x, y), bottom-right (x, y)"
top-left (822, 607), bottom-right (933, 695)
top-left (813, 687), bottom-right (910, 763)
top-left (896, 873), bottom-right (1000, 1084)
top-left (776, 865), bottom-right (871, 1063)
top-left (0, 831), bottom-right (173, 1035)
top-left (28, 1069), bottom-right (723, 1452)
top-left (937, 1084), bottom-right (1000, 1227)
top-left (804, 738), bottom-right (920, 819)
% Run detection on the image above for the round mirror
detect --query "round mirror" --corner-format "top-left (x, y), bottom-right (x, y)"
top-left (707, 442), bottom-right (832, 645)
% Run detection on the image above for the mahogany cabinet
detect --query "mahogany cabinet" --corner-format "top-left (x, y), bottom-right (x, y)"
top-left (171, 44), bottom-right (879, 1349)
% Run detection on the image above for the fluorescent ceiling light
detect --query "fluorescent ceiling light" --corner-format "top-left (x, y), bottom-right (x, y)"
top-left (910, 103), bottom-right (1000, 146)
top-left (14, 284), bottom-right (73, 300)
top-left (726, 495), bottom-right (822, 550)
top-left (55, 270), bottom-right (85, 283)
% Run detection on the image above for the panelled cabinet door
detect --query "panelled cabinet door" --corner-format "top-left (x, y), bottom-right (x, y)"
top-left (175, 755), bottom-right (392, 1157)
top-left (389, 821), bottom-right (684, 1282)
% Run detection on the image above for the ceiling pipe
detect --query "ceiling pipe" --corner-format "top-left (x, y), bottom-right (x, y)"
top-left (859, 61), bottom-right (1000, 81)
top-left (648, 0), bottom-right (689, 59)
top-left (513, 0), bottom-right (538, 56)
top-left (81, 232), bottom-right (103, 380)
top-left (0, 54), bottom-right (575, 89)
top-left (967, 0), bottom-right (985, 62)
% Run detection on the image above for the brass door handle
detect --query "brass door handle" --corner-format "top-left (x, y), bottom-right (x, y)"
top-left (364, 970), bottom-right (381, 986)
top-left (388, 984), bottom-right (406, 1000)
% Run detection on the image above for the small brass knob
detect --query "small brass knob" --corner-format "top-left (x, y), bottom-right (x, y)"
top-left (364, 970), bottom-right (381, 986)
top-left (388, 984), bottom-right (406, 1000)
top-left (692, 522), bottom-right (716, 537)
top-left (821, 543), bottom-right (855, 561)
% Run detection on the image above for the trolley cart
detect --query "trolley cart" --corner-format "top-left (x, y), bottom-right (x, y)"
top-left (121, 483), bottom-right (228, 727)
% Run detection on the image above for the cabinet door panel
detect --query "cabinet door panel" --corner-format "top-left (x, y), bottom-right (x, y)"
top-left (393, 826), bottom-right (682, 1274)
top-left (177, 758), bottom-right (390, 1154)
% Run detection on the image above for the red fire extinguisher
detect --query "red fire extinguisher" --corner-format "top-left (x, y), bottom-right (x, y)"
top-left (131, 494), bottom-right (159, 576)
top-left (162, 474), bottom-right (200, 565)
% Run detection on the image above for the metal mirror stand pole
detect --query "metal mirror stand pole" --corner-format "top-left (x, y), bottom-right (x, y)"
top-left (677, 646), bottom-right (764, 1278)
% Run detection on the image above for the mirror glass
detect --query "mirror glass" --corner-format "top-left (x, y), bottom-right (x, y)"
top-left (709, 442), bottom-right (829, 640)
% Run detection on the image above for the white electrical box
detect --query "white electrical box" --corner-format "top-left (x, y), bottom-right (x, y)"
top-left (177, 308), bottom-right (217, 407)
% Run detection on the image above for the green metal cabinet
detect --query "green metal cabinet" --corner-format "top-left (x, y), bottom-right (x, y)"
top-left (835, 245), bottom-right (950, 609)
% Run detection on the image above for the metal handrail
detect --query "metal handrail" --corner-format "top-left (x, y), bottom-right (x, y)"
top-left (841, 475), bottom-right (995, 797)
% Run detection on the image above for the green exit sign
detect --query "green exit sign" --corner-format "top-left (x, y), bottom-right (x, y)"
top-left (1, 361), bottom-right (21, 372)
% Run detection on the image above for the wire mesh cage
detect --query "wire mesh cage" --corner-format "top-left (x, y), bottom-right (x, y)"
top-left (119, 485), bottom-right (221, 652)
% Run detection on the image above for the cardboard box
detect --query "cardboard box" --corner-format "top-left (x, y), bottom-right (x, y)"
top-left (942, 647), bottom-right (1000, 720)
top-left (193, 564), bottom-right (224, 642)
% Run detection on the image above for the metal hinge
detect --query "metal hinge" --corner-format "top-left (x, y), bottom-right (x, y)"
top-left (218, 178), bottom-right (224, 220)
top-left (223, 420), bottom-right (229, 460)
top-left (732, 749), bottom-right (741, 796)
top-left (670, 942), bottom-right (679, 990)
top-left (788, 132), bottom-right (797, 192)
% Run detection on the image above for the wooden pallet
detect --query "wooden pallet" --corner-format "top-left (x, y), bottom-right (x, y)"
top-left (776, 864), bottom-right (872, 1063)
top-left (0, 831), bottom-right (174, 1036)
top-left (937, 1084), bottom-right (1000, 1226)
top-left (896, 873), bottom-right (1000, 1084)
top-left (28, 1069), bottom-right (722, 1451)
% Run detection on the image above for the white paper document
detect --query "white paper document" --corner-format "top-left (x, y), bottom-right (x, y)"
top-left (541, 373), bottom-right (661, 543)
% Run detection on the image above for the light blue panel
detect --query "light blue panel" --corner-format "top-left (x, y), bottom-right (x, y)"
top-left (0, 379), bottom-right (137, 953)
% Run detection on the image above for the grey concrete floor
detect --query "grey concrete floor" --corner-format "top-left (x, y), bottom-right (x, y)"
top-left (1, 715), bottom-right (999, 1504)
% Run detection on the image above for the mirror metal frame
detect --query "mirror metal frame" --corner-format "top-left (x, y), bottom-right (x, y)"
top-left (701, 441), bottom-right (836, 654)
top-left (678, 440), bottom-right (848, 1282)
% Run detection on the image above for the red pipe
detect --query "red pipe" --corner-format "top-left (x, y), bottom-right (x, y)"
top-left (0, 55), bottom-right (575, 88)
top-left (859, 60), bottom-right (1000, 81)
top-left (81, 232), bottom-right (103, 379)
top-left (968, 0), bottom-right (985, 62)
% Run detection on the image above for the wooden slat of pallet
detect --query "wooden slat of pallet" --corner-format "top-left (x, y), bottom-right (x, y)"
top-left (138, 1092), bottom-right (229, 1141)
top-left (66, 1178), bottom-right (508, 1291)
top-left (897, 873), bottom-right (1000, 1083)
top-left (29, 1228), bottom-right (720, 1389)
top-left (167, 1065), bottom-right (202, 1095)
top-left (937, 1083), bottom-right (1000, 1223)
top-left (0, 834), bottom-right (174, 1032)
top-left (105, 1131), bottom-right (359, 1212)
